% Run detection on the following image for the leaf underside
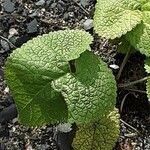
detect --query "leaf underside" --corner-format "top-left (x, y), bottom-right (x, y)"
top-left (93, 0), bottom-right (142, 39)
top-left (73, 108), bottom-right (120, 150)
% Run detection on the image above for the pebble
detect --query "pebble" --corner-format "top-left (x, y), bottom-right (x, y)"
top-left (80, 0), bottom-right (89, 7)
top-left (83, 19), bottom-right (93, 30)
top-left (56, 123), bottom-right (72, 133)
top-left (27, 19), bottom-right (38, 33)
top-left (8, 28), bottom-right (18, 38)
top-left (0, 39), bottom-right (10, 53)
top-left (109, 64), bottom-right (119, 69)
top-left (35, 0), bottom-right (45, 6)
top-left (2, 0), bottom-right (15, 13)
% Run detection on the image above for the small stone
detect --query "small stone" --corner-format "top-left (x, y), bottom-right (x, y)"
top-left (2, 0), bottom-right (15, 13)
top-left (51, 3), bottom-right (57, 9)
top-left (27, 19), bottom-right (38, 33)
top-left (57, 123), bottom-right (72, 133)
top-left (80, 0), bottom-right (89, 7)
top-left (109, 64), bottom-right (119, 69)
top-left (0, 39), bottom-right (10, 53)
top-left (9, 28), bottom-right (18, 37)
top-left (4, 86), bottom-right (9, 94)
top-left (83, 19), bottom-right (93, 30)
top-left (26, 144), bottom-right (33, 150)
top-left (29, 11), bottom-right (38, 17)
top-left (35, 0), bottom-right (45, 6)
top-left (12, 117), bottom-right (18, 124)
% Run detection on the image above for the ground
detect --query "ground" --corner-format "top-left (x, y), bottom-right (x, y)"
top-left (0, 0), bottom-right (150, 150)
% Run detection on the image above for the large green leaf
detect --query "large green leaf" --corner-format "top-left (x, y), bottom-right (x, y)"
top-left (93, 0), bottom-right (142, 39)
top-left (72, 108), bottom-right (120, 150)
top-left (126, 11), bottom-right (150, 56)
top-left (5, 30), bottom-right (93, 126)
top-left (52, 51), bottom-right (117, 124)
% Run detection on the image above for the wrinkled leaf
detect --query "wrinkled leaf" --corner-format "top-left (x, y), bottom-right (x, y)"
top-left (145, 58), bottom-right (150, 73)
top-left (93, 0), bottom-right (142, 39)
top-left (5, 30), bottom-right (93, 126)
top-left (126, 11), bottom-right (150, 56)
top-left (145, 58), bottom-right (150, 101)
top-left (52, 51), bottom-right (117, 124)
top-left (73, 108), bottom-right (120, 150)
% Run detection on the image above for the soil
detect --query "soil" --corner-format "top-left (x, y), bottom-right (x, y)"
top-left (0, 0), bottom-right (150, 150)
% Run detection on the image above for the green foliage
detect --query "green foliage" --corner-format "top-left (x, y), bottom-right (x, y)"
top-left (145, 58), bottom-right (150, 73)
top-left (126, 11), bottom-right (150, 56)
top-left (94, 0), bottom-right (150, 56)
top-left (52, 51), bottom-right (117, 124)
top-left (145, 58), bottom-right (150, 101)
top-left (73, 108), bottom-right (120, 150)
top-left (5, 29), bottom-right (119, 149)
top-left (5, 30), bottom-right (93, 126)
top-left (93, 0), bottom-right (142, 39)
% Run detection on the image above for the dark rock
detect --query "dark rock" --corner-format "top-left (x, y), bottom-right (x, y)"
top-left (0, 124), bottom-right (9, 137)
top-left (27, 19), bottom-right (38, 33)
top-left (0, 104), bottom-right (17, 123)
top-left (0, 39), bottom-right (10, 53)
top-left (0, 143), bottom-right (6, 150)
top-left (2, 0), bottom-right (15, 13)
top-left (80, 0), bottom-right (90, 7)
top-left (35, 0), bottom-right (45, 6)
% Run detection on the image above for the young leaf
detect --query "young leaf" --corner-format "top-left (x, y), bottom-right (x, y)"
top-left (126, 11), bottom-right (150, 56)
top-left (72, 108), bottom-right (120, 150)
top-left (52, 51), bottom-right (117, 124)
top-left (5, 30), bottom-right (93, 127)
top-left (93, 0), bottom-right (142, 39)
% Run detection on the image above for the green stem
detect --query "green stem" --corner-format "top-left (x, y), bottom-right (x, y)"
top-left (118, 76), bottom-right (150, 88)
top-left (116, 47), bottom-right (131, 80)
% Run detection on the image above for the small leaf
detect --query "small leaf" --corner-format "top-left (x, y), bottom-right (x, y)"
top-left (5, 30), bottom-right (93, 126)
top-left (93, 0), bottom-right (142, 39)
top-left (73, 108), bottom-right (120, 150)
top-left (126, 11), bottom-right (150, 56)
top-left (52, 51), bottom-right (117, 124)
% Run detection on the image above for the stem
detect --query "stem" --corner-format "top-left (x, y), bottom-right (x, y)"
top-left (120, 119), bottom-right (140, 134)
top-left (118, 76), bottom-right (150, 88)
top-left (123, 88), bottom-right (147, 94)
top-left (116, 48), bottom-right (131, 80)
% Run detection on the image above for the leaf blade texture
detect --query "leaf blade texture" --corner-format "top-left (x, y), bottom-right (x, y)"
top-left (145, 58), bottom-right (150, 101)
top-left (52, 51), bottom-right (117, 124)
top-left (5, 30), bottom-right (93, 126)
top-left (72, 108), bottom-right (120, 150)
top-left (93, 0), bottom-right (142, 39)
top-left (126, 11), bottom-right (150, 56)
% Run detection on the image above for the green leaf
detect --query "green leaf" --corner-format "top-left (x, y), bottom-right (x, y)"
top-left (5, 30), bottom-right (93, 126)
top-left (126, 11), bottom-right (150, 56)
top-left (52, 51), bottom-right (117, 124)
top-left (145, 58), bottom-right (150, 73)
top-left (146, 79), bottom-right (150, 101)
top-left (145, 58), bottom-right (150, 101)
top-left (72, 108), bottom-right (120, 150)
top-left (142, 2), bottom-right (150, 11)
top-left (93, 0), bottom-right (142, 39)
